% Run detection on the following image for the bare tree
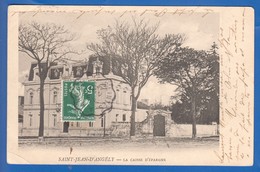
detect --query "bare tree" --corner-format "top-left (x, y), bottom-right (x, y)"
top-left (87, 19), bottom-right (184, 136)
top-left (19, 22), bottom-right (77, 139)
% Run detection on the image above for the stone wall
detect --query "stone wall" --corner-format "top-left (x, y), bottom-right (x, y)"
top-left (135, 110), bottom-right (173, 137)
top-left (168, 124), bottom-right (219, 138)
top-left (110, 122), bottom-right (130, 137)
top-left (108, 110), bottom-right (218, 138)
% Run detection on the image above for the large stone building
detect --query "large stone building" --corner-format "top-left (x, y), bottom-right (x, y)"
top-left (19, 56), bottom-right (218, 138)
top-left (21, 57), bottom-right (134, 137)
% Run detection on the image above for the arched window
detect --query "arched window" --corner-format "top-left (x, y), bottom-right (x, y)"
top-left (54, 69), bottom-right (59, 78)
top-left (76, 67), bottom-right (83, 76)
top-left (53, 91), bottom-right (58, 104)
top-left (96, 66), bottom-right (101, 74)
top-left (53, 114), bottom-right (57, 127)
top-left (29, 114), bottom-right (33, 127)
top-left (116, 85), bottom-right (122, 104)
top-left (123, 89), bottom-right (127, 105)
top-left (115, 114), bottom-right (119, 122)
top-left (64, 67), bottom-right (70, 76)
top-left (93, 57), bottom-right (103, 75)
top-left (29, 92), bottom-right (34, 104)
top-left (101, 117), bottom-right (104, 127)
top-left (116, 88), bottom-right (120, 104)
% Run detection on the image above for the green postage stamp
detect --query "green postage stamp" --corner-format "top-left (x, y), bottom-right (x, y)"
top-left (62, 80), bottom-right (95, 121)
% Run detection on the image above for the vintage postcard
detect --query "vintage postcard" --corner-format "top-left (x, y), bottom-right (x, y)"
top-left (7, 6), bottom-right (254, 165)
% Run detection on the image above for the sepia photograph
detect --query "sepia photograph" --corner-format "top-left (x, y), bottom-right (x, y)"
top-left (8, 6), bottom-right (254, 165)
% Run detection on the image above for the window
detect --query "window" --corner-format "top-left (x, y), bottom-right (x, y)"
top-left (65, 68), bottom-right (69, 76)
top-left (76, 122), bottom-right (80, 127)
top-left (53, 114), bottom-right (57, 127)
top-left (71, 122), bottom-right (74, 127)
top-left (115, 114), bottom-right (119, 122)
top-left (29, 92), bottom-right (33, 104)
top-left (38, 90), bottom-right (40, 104)
top-left (123, 90), bottom-right (127, 104)
top-left (116, 89), bottom-right (120, 104)
top-left (29, 114), bottom-right (33, 127)
top-left (89, 122), bottom-right (93, 127)
top-left (76, 67), bottom-right (83, 76)
top-left (93, 57), bottom-right (103, 75)
top-left (53, 91), bottom-right (58, 104)
top-left (54, 69), bottom-right (59, 78)
top-left (19, 96), bottom-right (24, 105)
top-left (122, 114), bottom-right (126, 122)
top-left (96, 66), bottom-right (101, 74)
top-left (101, 118), bottom-right (104, 127)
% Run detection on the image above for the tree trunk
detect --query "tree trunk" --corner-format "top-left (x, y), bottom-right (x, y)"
top-left (130, 88), bottom-right (137, 137)
top-left (191, 95), bottom-right (197, 139)
top-left (103, 115), bottom-right (106, 138)
top-left (38, 79), bottom-right (45, 139)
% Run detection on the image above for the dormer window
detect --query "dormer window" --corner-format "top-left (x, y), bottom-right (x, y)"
top-left (92, 57), bottom-right (103, 75)
top-left (33, 66), bottom-right (40, 81)
top-left (50, 68), bottom-right (63, 79)
top-left (62, 63), bottom-right (70, 77)
top-left (122, 64), bottom-right (128, 76)
top-left (62, 67), bottom-right (70, 77)
top-left (96, 66), bottom-right (101, 74)
top-left (72, 66), bottom-right (85, 78)
top-left (76, 66), bottom-right (83, 76)
top-left (54, 69), bottom-right (59, 78)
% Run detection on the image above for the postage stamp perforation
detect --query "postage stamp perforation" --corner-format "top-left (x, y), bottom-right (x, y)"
top-left (61, 79), bottom-right (96, 122)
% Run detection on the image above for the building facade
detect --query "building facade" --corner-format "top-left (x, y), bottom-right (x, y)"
top-left (20, 57), bottom-right (133, 137)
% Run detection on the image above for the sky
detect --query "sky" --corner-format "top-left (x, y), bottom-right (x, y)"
top-left (18, 8), bottom-right (219, 104)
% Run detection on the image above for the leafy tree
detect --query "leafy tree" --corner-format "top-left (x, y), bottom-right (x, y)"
top-left (87, 19), bottom-right (184, 136)
top-left (19, 22), bottom-right (78, 139)
top-left (171, 93), bottom-right (219, 125)
top-left (171, 99), bottom-right (191, 124)
top-left (154, 43), bottom-right (219, 138)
